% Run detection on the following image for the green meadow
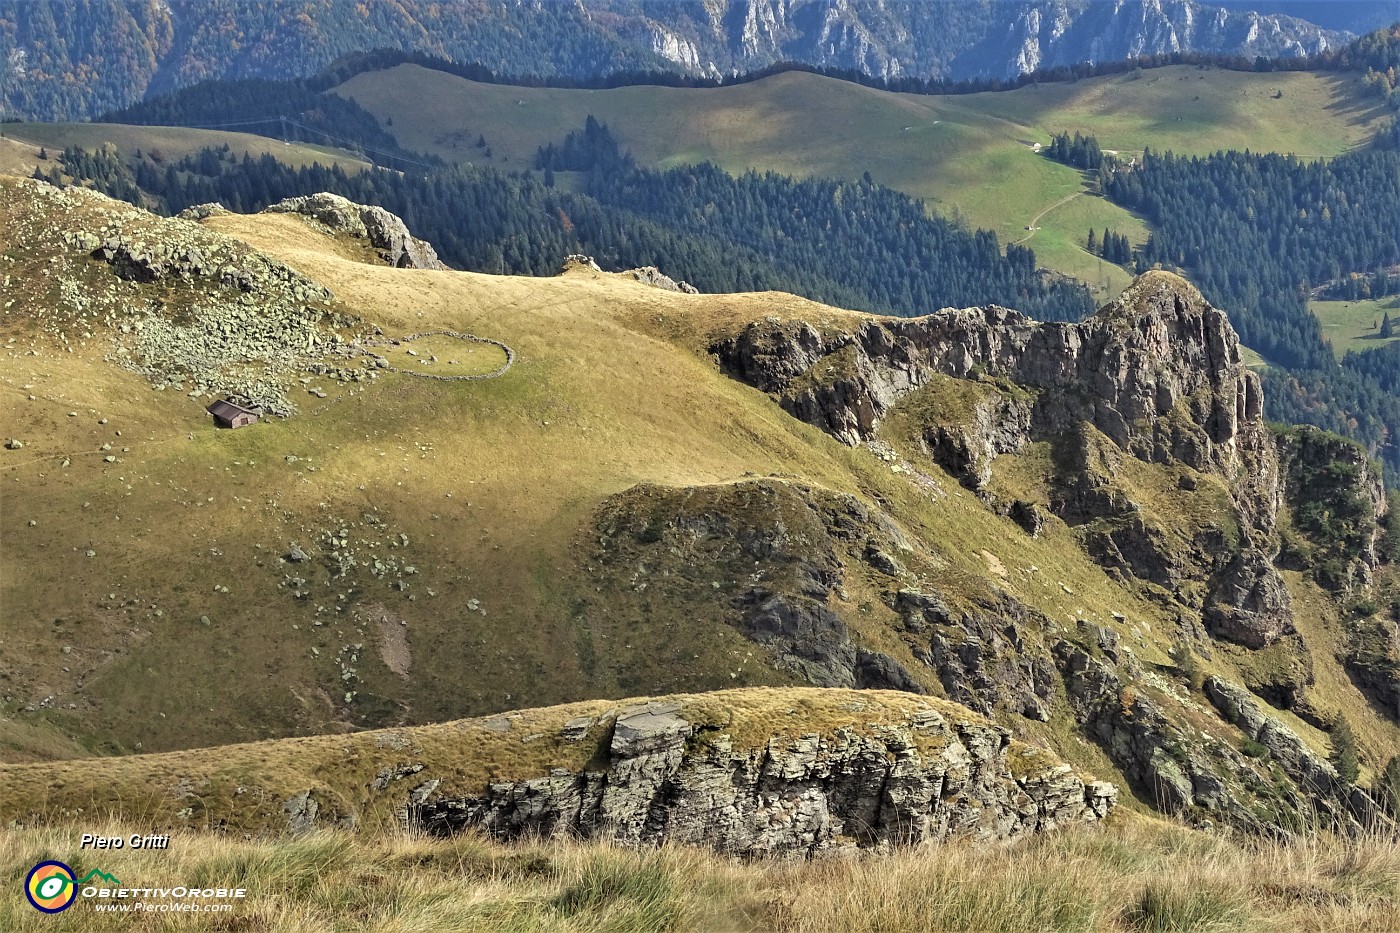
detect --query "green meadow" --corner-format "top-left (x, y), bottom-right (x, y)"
top-left (1313, 296), bottom-right (1400, 359)
top-left (334, 64), bottom-right (1385, 302)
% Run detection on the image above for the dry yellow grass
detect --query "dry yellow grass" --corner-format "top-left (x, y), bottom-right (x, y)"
top-left (0, 817), bottom-right (1395, 931)
top-left (0, 688), bottom-right (1022, 835)
top-left (3, 181), bottom-right (1396, 854)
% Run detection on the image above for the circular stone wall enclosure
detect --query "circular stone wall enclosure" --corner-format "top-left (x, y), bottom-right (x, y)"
top-left (358, 331), bottom-right (515, 381)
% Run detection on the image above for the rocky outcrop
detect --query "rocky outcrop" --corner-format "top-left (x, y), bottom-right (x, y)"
top-left (716, 272), bottom-right (1267, 488)
top-left (7, 178), bottom-right (355, 416)
top-left (81, 223), bottom-right (330, 301)
top-left (1276, 426), bottom-right (1390, 591)
top-left (175, 202), bottom-right (231, 221)
top-left (900, 590), bottom-right (1059, 722)
top-left (1055, 636), bottom-right (1302, 829)
top-left (264, 193), bottom-right (445, 270)
top-left (413, 694), bottom-right (1116, 854)
top-left (561, 254), bottom-right (602, 272)
top-left (920, 388), bottom-right (1034, 492)
top-left (627, 266), bottom-right (699, 294)
top-left (716, 272), bottom-right (1292, 644)
top-left (588, 480), bottom-right (922, 691)
top-left (1203, 677), bottom-right (1341, 798)
top-left (1203, 551), bottom-right (1295, 649)
top-left (1345, 612), bottom-right (1400, 722)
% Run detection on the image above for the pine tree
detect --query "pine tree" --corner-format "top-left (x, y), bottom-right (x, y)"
top-left (1330, 717), bottom-right (1360, 784)
top-left (1381, 312), bottom-right (1394, 339)
top-left (1379, 755), bottom-right (1400, 819)
top-left (1086, 229), bottom-right (1097, 253)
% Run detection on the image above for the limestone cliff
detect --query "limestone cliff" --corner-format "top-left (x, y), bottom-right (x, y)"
top-left (693, 272), bottom-right (1394, 833)
top-left (715, 272), bottom-right (1290, 648)
top-left (412, 693), bottom-right (1117, 854)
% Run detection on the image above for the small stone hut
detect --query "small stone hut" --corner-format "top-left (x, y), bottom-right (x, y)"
top-left (207, 399), bottom-right (259, 429)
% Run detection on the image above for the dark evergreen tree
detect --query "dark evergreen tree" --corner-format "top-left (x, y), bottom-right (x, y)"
top-left (1330, 717), bottom-right (1361, 784)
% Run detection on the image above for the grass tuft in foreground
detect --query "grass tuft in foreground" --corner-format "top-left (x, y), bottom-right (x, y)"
top-left (1, 818), bottom-right (1396, 931)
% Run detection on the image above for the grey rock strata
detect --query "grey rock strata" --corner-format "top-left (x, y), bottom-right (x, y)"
top-left (713, 272), bottom-right (1296, 650)
top-left (413, 698), bottom-right (1114, 855)
top-left (264, 193), bottom-right (445, 270)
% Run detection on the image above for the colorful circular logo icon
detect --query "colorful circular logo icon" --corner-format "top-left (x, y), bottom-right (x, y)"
top-left (25, 861), bottom-right (77, 913)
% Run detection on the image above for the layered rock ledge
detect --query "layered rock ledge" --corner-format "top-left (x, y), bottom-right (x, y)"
top-left (0, 689), bottom-right (1115, 853)
top-left (264, 192), bottom-right (445, 270)
top-left (411, 690), bottom-right (1116, 855)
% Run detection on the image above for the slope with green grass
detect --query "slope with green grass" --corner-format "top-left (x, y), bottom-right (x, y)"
top-left (5, 123), bottom-right (373, 174)
top-left (1315, 295), bottom-right (1400, 360)
top-left (333, 64), bottom-right (1385, 301)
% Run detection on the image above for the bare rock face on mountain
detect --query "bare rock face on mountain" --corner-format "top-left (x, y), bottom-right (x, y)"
top-left (586, 480), bottom-right (924, 692)
top-left (265, 193), bottom-right (445, 270)
top-left (715, 271), bottom-right (1292, 645)
top-left (703, 272), bottom-right (1397, 833)
top-left (1276, 425), bottom-right (1391, 592)
top-left (1204, 550), bottom-right (1294, 649)
top-left (717, 272), bottom-right (1266, 485)
top-left (413, 696), bottom-right (1116, 855)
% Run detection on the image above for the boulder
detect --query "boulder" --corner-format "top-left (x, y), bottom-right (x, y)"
top-left (628, 265), bottom-right (699, 293)
top-left (1204, 550), bottom-right (1294, 648)
top-left (264, 193), bottom-right (445, 270)
top-left (283, 790), bottom-right (319, 834)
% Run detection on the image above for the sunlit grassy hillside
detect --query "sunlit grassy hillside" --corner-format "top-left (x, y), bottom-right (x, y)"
top-left (2, 177), bottom-right (1394, 799)
top-left (5, 123), bottom-right (372, 174)
top-left (333, 65), bottom-right (1387, 301)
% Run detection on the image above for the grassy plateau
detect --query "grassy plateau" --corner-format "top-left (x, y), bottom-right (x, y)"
top-left (1313, 295), bottom-right (1400, 359)
top-left (333, 64), bottom-right (1387, 302)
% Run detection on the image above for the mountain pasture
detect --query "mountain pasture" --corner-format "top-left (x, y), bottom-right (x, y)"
top-left (333, 64), bottom-right (1385, 297)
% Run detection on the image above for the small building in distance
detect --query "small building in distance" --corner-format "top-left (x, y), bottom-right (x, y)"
top-left (206, 399), bottom-right (260, 429)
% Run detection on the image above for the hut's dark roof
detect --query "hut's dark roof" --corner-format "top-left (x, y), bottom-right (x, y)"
top-left (207, 399), bottom-right (256, 420)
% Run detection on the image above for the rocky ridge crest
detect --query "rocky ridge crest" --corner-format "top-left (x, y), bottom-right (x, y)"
top-left (411, 693), bottom-right (1117, 854)
top-left (264, 192), bottom-right (446, 270)
top-left (715, 272), bottom-right (1293, 649)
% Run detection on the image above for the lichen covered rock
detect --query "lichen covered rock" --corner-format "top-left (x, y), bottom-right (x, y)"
top-left (264, 192), bottom-right (445, 270)
top-left (413, 692), bottom-right (1115, 855)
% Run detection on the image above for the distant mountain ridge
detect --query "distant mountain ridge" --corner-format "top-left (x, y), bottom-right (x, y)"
top-left (0, 0), bottom-right (1360, 120)
top-left (601, 0), bottom-right (1352, 81)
